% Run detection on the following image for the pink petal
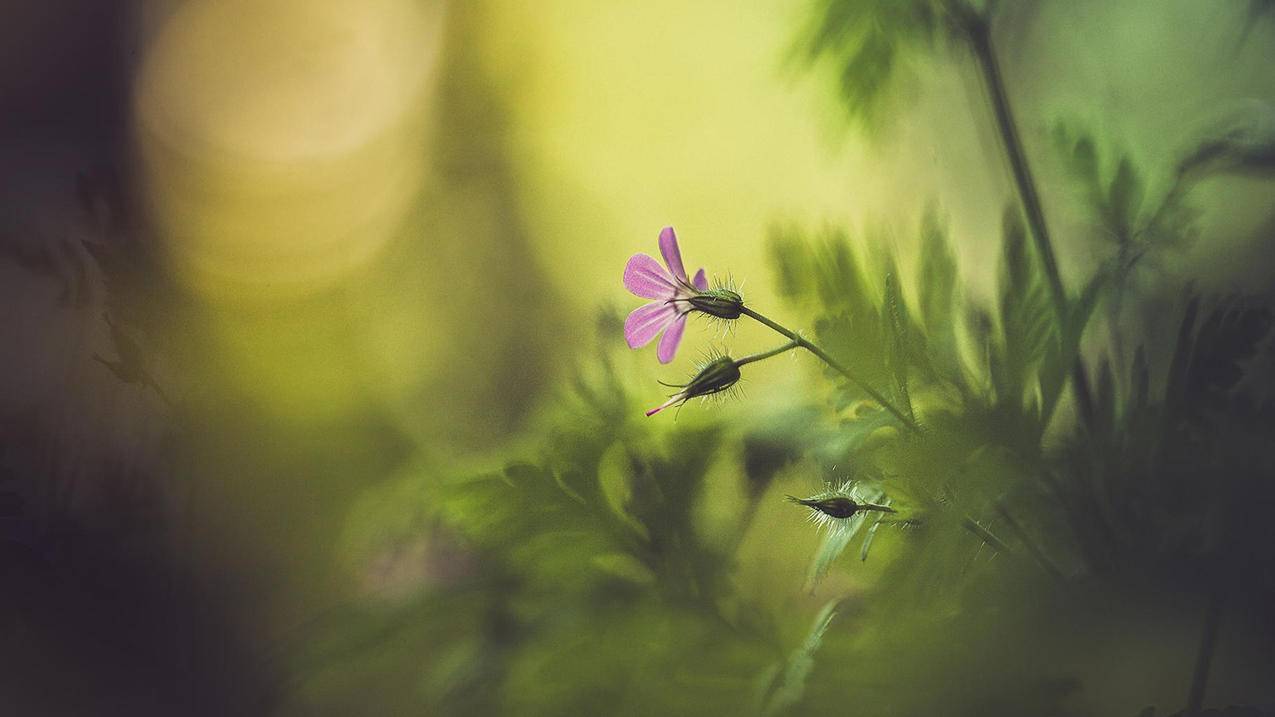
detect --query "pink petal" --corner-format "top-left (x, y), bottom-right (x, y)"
top-left (656, 313), bottom-right (687, 363)
top-left (691, 268), bottom-right (708, 291)
top-left (624, 254), bottom-right (677, 299)
top-left (658, 226), bottom-right (688, 282)
top-left (645, 394), bottom-right (683, 417)
top-left (625, 302), bottom-right (677, 348)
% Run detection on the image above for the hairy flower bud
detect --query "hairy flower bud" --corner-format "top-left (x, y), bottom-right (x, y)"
top-left (787, 481), bottom-right (896, 527)
top-left (683, 356), bottom-right (742, 397)
top-left (688, 288), bottom-right (744, 320)
top-left (645, 355), bottom-right (742, 416)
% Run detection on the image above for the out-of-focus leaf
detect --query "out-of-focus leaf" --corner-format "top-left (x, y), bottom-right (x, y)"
top-left (860, 517), bottom-right (884, 561)
top-left (1106, 157), bottom-right (1144, 242)
top-left (502, 601), bottom-right (770, 717)
top-left (883, 268), bottom-right (916, 422)
top-left (917, 211), bottom-right (957, 344)
top-left (438, 463), bottom-right (611, 588)
top-left (768, 224), bottom-right (814, 300)
top-left (1052, 125), bottom-right (1101, 197)
top-left (1039, 268), bottom-right (1107, 425)
top-left (796, 0), bottom-right (954, 129)
top-left (1164, 294), bottom-right (1201, 423)
top-left (805, 484), bottom-right (887, 587)
top-left (1153, 293), bottom-right (1272, 432)
top-left (768, 226), bottom-right (894, 402)
top-left (759, 599), bottom-right (841, 716)
top-left (590, 552), bottom-right (656, 585)
top-left (1131, 345), bottom-right (1150, 413)
top-left (1184, 301), bottom-right (1274, 405)
top-left (1052, 121), bottom-right (1197, 292)
top-left (995, 208), bottom-right (1056, 416)
top-left (1094, 356), bottom-right (1116, 437)
top-left (1178, 100), bottom-right (1275, 181)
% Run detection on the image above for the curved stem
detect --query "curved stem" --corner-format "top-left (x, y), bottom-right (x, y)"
top-left (965, 15), bottom-right (1096, 429)
top-left (735, 339), bottom-right (800, 367)
top-left (740, 307), bottom-right (921, 433)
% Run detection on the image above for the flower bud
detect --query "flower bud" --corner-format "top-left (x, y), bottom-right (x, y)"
top-left (688, 288), bottom-right (744, 320)
top-left (645, 355), bottom-right (742, 416)
top-left (787, 481), bottom-right (896, 527)
top-left (682, 356), bottom-right (742, 398)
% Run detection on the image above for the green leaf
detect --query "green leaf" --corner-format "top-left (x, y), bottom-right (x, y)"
top-left (1131, 345), bottom-right (1150, 413)
top-left (1163, 294), bottom-right (1201, 422)
top-left (1106, 157), bottom-right (1144, 241)
top-left (1038, 268), bottom-right (1107, 424)
top-left (1094, 355), bottom-right (1116, 437)
top-left (860, 518), bottom-right (884, 561)
top-left (768, 224), bottom-right (814, 300)
top-left (759, 599), bottom-right (841, 716)
top-left (1178, 100), bottom-right (1275, 181)
top-left (916, 210), bottom-right (958, 348)
top-left (805, 484), bottom-right (888, 587)
top-left (590, 552), bottom-right (656, 585)
top-left (883, 267), bottom-right (916, 422)
top-left (995, 207), bottom-right (1056, 414)
top-left (796, 0), bottom-right (947, 130)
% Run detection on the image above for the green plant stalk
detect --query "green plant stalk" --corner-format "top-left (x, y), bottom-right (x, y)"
top-left (995, 500), bottom-right (1064, 580)
top-left (962, 515), bottom-right (1013, 554)
top-left (734, 339), bottom-right (801, 367)
top-left (740, 307), bottom-right (921, 433)
top-left (964, 14), bottom-right (1097, 428)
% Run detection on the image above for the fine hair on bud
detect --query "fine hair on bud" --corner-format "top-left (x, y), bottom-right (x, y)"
top-left (688, 287), bottom-right (744, 320)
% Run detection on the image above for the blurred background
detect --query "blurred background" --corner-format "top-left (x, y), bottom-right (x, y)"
top-left (2, 1), bottom-right (1273, 714)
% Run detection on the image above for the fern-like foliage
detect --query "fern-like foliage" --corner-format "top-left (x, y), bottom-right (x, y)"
top-left (795, 0), bottom-right (978, 131)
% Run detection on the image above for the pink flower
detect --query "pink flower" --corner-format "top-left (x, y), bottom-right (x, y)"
top-left (623, 227), bottom-right (709, 363)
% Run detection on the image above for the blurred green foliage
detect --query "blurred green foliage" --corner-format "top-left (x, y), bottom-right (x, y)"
top-left (284, 207), bottom-right (1274, 716)
top-left (271, 1), bottom-right (1275, 714)
top-left (39, 2), bottom-right (1267, 715)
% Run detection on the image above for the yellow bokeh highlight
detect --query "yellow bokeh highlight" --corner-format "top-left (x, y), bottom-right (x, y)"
top-left (134, 0), bottom-right (446, 301)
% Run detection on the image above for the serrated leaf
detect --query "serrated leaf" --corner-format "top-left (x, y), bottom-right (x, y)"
top-left (883, 268), bottom-right (916, 421)
top-left (1184, 302), bottom-right (1274, 402)
top-left (996, 207), bottom-right (1057, 413)
top-left (799, 0), bottom-right (944, 130)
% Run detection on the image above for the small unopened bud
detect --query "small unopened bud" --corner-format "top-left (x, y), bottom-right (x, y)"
top-left (688, 288), bottom-right (744, 320)
top-left (787, 495), bottom-right (896, 519)
top-left (787, 481), bottom-right (896, 529)
top-left (645, 356), bottom-right (742, 416)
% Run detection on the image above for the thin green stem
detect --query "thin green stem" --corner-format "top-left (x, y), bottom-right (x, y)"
top-left (740, 307), bottom-right (921, 434)
top-left (962, 515), bottom-right (1013, 554)
top-left (735, 339), bottom-right (800, 367)
top-left (995, 500), bottom-right (1064, 580)
top-left (964, 14), bottom-right (1097, 429)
